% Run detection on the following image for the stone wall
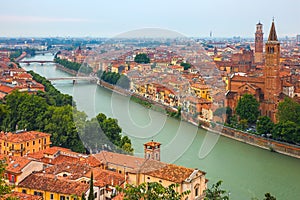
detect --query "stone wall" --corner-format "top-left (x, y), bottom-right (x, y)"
top-left (208, 124), bottom-right (300, 159)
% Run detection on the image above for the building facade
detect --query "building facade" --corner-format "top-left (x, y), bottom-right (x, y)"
top-left (0, 131), bottom-right (51, 157)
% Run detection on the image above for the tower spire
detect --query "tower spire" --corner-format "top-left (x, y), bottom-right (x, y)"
top-left (268, 20), bottom-right (278, 41)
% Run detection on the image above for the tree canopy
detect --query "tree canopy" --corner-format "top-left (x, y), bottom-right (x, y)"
top-left (97, 70), bottom-right (130, 89)
top-left (0, 160), bottom-right (13, 198)
top-left (204, 180), bottom-right (229, 200)
top-left (277, 97), bottom-right (300, 125)
top-left (256, 116), bottom-right (274, 135)
top-left (54, 57), bottom-right (93, 74)
top-left (0, 73), bottom-right (134, 154)
top-left (235, 94), bottom-right (260, 124)
top-left (117, 182), bottom-right (190, 200)
top-left (180, 62), bottom-right (192, 70)
top-left (134, 53), bottom-right (150, 64)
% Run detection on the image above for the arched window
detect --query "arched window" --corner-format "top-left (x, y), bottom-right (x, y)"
top-left (194, 184), bottom-right (200, 197)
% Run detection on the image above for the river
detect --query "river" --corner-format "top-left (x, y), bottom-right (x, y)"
top-left (21, 54), bottom-right (300, 199)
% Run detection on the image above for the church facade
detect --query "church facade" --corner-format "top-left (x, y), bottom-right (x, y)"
top-left (226, 20), bottom-right (289, 122)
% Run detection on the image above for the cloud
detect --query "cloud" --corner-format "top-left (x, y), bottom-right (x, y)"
top-left (0, 15), bottom-right (90, 23)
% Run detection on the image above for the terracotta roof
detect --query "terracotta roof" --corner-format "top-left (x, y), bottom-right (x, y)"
top-left (2, 191), bottom-right (42, 200)
top-left (5, 156), bottom-right (32, 174)
top-left (88, 168), bottom-right (125, 187)
top-left (231, 75), bottom-right (264, 83)
top-left (43, 146), bottom-right (73, 156)
top-left (27, 146), bottom-right (73, 160)
top-left (80, 155), bottom-right (102, 167)
top-left (144, 141), bottom-right (161, 147)
top-left (0, 131), bottom-right (50, 143)
top-left (93, 151), bottom-right (146, 171)
top-left (44, 162), bottom-right (91, 180)
top-left (40, 155), bottom-right (81, 165)
top-left (18, 173), bottom-right (89, 196)
top-left (93, 151), bottom-right (206, 184)
top-left (0, 85), bottom-right (14, 94)
top-left (145, 163), bottom-right (203, 183)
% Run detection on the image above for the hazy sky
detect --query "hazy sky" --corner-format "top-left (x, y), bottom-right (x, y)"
top-left (1, 0), bottom-right (299, 38)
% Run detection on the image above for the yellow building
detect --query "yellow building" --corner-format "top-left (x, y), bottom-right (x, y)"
top-left (93, 145), bottom-right (207, 200)
top-left (191, 83), bottom-right (212, 101)
top-left (16, 173), bottom-right (89, 200)
top-left (0, 131), bottom-right (51, 157)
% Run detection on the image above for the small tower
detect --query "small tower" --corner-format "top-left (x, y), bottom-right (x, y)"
top-left (254, 21), bottom-right (264, 63)
top-left (144, 140), bottom-right (161, 161)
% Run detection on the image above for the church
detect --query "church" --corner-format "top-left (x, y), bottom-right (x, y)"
top-left (226, 20), bottom-right (294, 122)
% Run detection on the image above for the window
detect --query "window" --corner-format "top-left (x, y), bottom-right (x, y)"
top-left (34, 191), bottom-right (43, 197)
top-left (66, 197), bottom-right (69, 200)
top-left (100, 189), bottom-right (104, 195)
top-left (60, 195), bottom-right (66, 200)
top-left (119, 170), bottom-right (122, 174)
top-left (94, 192), bottom-right (97, 198)
top-left (33, 141), bottom-right (35, 145)
top-left (27, 142), bottom-right (29, 147)
top-left (44, 138), bottom-right (46, 144)
top-left (39, 139), bottom-right (41, 144)
top-left (147, 177), bottom-right (150, 180)
top-left (11, 175), bottom-right (15, 183)
top-left (22, 189), bottom-right (27, 194)
top-left (194, 184), bottom-right (199, 197)
top-left (50, 194), bottom-right (54, 200)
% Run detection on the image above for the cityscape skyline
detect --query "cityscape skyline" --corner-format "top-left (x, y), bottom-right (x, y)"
top-left (1, 0), bottom-right (300, 38)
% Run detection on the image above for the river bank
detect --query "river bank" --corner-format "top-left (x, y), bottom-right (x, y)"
top-left (54, 64), bottom-right (300, 159)
top-left (203, 124), bottom-right (300, 159)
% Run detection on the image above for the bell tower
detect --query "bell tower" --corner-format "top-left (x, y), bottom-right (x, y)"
top-left (254, 21), bottom-right (264, 63)
top-left (144, 140), bottom-right (161, 161)
top-left (263, 19), bottom-right (281, 121)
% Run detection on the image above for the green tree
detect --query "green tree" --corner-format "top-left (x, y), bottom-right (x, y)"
top-left (180, 62), bottom-right (192, 70)
top-left (277, 97), bottom-right (300, 125)
top-left (256, 116), bottom-right (274, 135)
top-left (0, 104), bottom-right (8, 129)
top-left (88, 172), bottom-right (94, 200)
top-left (204, 180), bottom-right (229, 200)
top-left (236, 94), bottom-right (259, 124)
top-left (263, 193), bottom-right (276, 200)
top-left (81, 193), bottom-right (86, 200)
top-left (42, 105), bottom-right (86, 153)
top-left (117, 182), bottom-right (190, 200)
top-left (239, 119), bottom-right (248, 130)
top-left (4, 91), bottom-right (48, 131)
top-left (134, 53), bottom-right (150, 64)
top-left (0, 159), bottom-right (13, 198)
top-left (272, 121), bottom-right (300, 144)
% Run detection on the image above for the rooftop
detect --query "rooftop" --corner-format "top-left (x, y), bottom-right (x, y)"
top-left (0, 131), bottom-right (50, 143)
top-left (18, 173), bottom-right (89, 196)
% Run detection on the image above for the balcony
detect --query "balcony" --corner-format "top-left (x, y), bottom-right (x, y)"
top-left (9, 147), bottom-right (25, 153)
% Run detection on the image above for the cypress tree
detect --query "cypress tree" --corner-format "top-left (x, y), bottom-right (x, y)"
top-left (88, 172), bottom-right (94, 200)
